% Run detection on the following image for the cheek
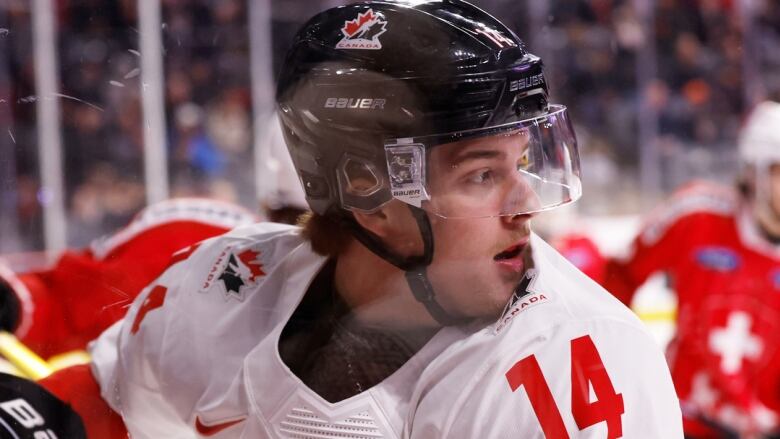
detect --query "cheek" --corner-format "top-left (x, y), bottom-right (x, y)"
top-left (772, 190), bottom-right (780, 213)
top-left (430, 219), bottom-right (496, 257)
top-left (427, 220), bottom-right (517, 315)
top-left (770, 171), bottom-right (780, 208)
top-left (428, 220), bottom-right (505, 289)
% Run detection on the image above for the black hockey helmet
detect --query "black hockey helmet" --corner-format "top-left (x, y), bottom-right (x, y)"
top-left (276, 0), bottom-right (581, 219)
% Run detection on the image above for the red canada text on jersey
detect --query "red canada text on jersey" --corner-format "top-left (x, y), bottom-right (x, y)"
top-left (603, 181), bottom-right (780, 435)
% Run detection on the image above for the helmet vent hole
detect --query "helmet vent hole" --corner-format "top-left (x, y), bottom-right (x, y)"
top-left (301, 172), bottom-right (329, 199)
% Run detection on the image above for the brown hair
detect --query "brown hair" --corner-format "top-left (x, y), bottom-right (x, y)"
top-left (299, 212), bottom-right (353, 257)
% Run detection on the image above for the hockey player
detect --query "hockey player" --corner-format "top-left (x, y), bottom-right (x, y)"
top-left (602, 100), bottom-right (780, 438)
top-left (5, 1), bottom-right (682, 438)
top-left (0, 198), bottom-right (258, 359)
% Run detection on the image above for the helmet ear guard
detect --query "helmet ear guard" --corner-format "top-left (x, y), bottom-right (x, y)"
top-left (336, 154), bottom-right (392, 213)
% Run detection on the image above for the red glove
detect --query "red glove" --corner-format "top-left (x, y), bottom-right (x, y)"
top-left (39, 364), bottom-right (128, 439)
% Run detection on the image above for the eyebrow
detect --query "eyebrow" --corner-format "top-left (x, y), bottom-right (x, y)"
top-left (450, 149), bottom-right (507, 167)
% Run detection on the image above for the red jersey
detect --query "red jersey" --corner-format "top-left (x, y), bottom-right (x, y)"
top-left (0, 198), bottom-right (257, 358)
top-left (604, 181), bottom-right (780, 437)
top-left (550, 232), bottom-right (607, 284)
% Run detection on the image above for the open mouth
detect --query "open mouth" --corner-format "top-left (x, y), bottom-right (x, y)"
top-left (494, 243), bottom-right (525, 261)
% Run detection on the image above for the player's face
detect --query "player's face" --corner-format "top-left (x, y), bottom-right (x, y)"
top-left (421, 132), bottom-right (537, 318)
top-left (769, 163), bottom-right (780, 217)
top-left (753, 162), bottom-right (780, 239)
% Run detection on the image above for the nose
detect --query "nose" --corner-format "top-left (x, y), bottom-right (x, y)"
top-left (499, 172), bottom-right (542, 218)
top-left (501, 211), bottom-right (534, 228)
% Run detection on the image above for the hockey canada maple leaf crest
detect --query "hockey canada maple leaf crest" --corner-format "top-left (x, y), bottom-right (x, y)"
top-left (336, 9), bottom-right (387, 50)
top-left (203, 248), bottom-right (265, 301)
top-left (494, 269), bottom-right (550, 334)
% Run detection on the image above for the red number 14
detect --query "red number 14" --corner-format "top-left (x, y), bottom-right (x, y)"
top-left (505, 335), bottom-right (625, 438)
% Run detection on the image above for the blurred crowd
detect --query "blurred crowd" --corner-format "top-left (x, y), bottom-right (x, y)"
top-left (544, 0), bottom-right (780, 213)
top-left (3, 0), bottom-right (264, 249)
top-left (1, 0), bottom-right (780, 250)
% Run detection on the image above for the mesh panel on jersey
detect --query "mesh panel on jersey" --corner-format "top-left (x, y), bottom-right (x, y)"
top-left (277, 406), bottom-right (384, 439)
top-left (279, 259), bottom-right (436, 403)
top-left (300, 323), bottom-right (427, 403)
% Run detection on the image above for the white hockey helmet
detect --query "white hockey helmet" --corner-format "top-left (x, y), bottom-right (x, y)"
top-left (738, 100), bottom-right (780, 238)
top-left (739, 101), bottom-right (780, 165)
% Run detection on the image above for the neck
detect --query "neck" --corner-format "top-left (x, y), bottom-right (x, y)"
top-left (334, 239), bottom-right (440, 329)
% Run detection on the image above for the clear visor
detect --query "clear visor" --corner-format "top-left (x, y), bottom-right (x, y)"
top-left (384, 105), bottom-right (581, 219)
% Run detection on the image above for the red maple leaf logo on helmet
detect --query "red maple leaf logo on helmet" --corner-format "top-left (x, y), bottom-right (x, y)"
top-left (342, 10), bottom-right (378, 38)
top-left (237, 249), bottom-right (265, 282)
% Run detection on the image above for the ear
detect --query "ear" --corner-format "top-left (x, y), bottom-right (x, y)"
top-left (352, 201), bottom-right (424, 257)
top-left (352, 204), bottom-right (393, 239)
top-left (353, 200), bottom-right (417, 239)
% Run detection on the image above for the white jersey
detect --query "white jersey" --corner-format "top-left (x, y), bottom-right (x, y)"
top-left (90, 223), bottom-right (683, 438)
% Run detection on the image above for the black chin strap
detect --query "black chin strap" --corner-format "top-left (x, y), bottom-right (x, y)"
top-left (341, 206), bottom-right (463, 326)
top-left (403, 267), bottom-right (463, 326)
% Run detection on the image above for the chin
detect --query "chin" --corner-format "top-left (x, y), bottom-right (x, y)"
top-left (475, 296), bottom-right (513, 320)
top-left (428, 263), bottom-right (517, 318)
top-left (464, 282), bottom-right (518, 319)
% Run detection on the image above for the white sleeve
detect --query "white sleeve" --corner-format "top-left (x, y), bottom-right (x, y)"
top-left (409, 320), bottom-right (683, 439)
top-left (88, 257), bottom-right (197, 439)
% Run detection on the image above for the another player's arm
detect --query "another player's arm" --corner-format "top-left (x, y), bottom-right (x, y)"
top-left (0, 331), bottom-right (128, 438)
top-left (42, 216), bottom-right (252, 354)
top-left (0, 199), bottom-right (257, 358)
top-left (0, 261), bottom-right (75, 357)
top-left (0, 243), bottom-right (199, 359)
top-left (602, 203), bottom-right (697, 307)
top-left (38, 364), bottom-right (129, 439)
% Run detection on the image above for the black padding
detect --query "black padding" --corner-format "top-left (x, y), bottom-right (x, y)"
top-left (0, 372), bottom-right (86, 439)
top-left (0, 278), bottom-right (21, 333)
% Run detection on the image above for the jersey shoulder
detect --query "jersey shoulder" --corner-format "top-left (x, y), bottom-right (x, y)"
top-left (155, 221), bottom-right (307, 319)
top-left (408, 235), bottom-right (682, 438)
top-left (640, 181), bottom-right (739, 245)
top-left (493, 233), bottom-right (645, 335)
top-left (107, 222), bottom-right (306, 349)
top-left (92, 223), bottom-right (322, 427)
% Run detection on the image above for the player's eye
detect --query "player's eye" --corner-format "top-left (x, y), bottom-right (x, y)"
top-left (517, 150), bottom-right (530, 171)
top-left (466, 169), bottom-right (494, 185)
